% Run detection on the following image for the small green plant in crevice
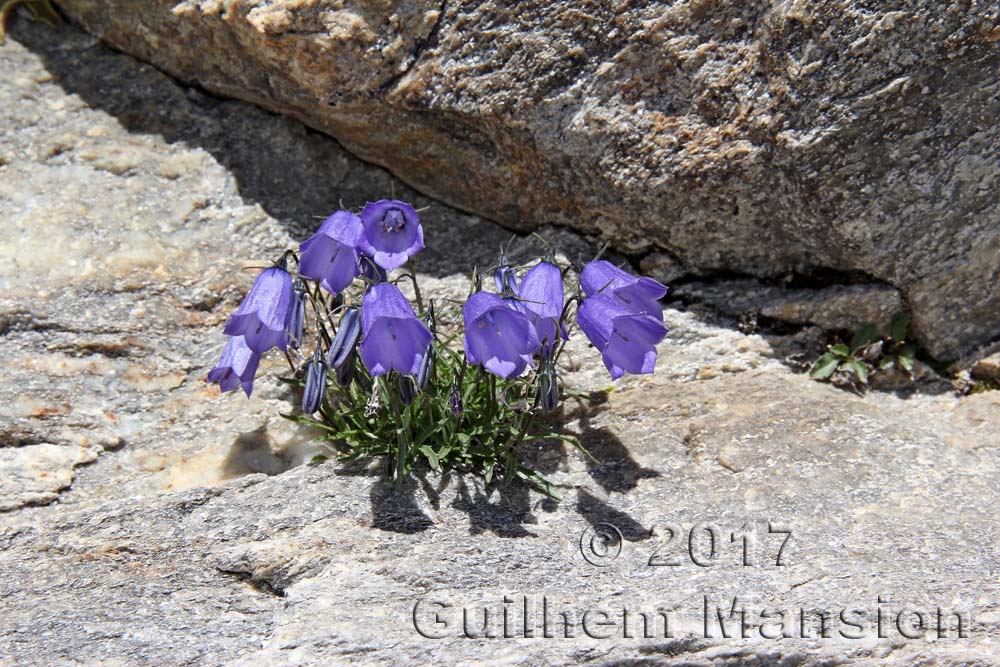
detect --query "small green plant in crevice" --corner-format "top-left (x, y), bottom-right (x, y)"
top-left (0, 0), bottom-right (60, 43)
top-left (809, 312), bottom-right (915, 387)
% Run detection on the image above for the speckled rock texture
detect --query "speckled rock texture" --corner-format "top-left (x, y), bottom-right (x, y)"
top-left (4, 17), bottom-right (1000, 667)
top-left (44, 0), bottom-right (1000, 361)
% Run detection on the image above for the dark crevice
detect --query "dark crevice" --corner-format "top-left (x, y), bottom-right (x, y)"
top-left (216, 568), bottom-right (287, 598)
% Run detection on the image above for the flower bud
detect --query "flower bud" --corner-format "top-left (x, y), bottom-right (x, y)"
top-left (360, 254), bottom-right (388, 284)
top-left (301, 348), bottom-right (328, 414)
top-left (540, 362), bottom-right (559, 412)
top-left (493, 249), bottom-right (518, 296)
top-left (286, 278), bottom-right (306, 349)
top-left (334, 349), bottom-right (356, 388)
top-left (328, 306), bottom-right (361, 370)
top-left (398, 374), bottom-right (416, 406)
top-left (416, 345), bottom-right (435, 390)
top-left (449, 381), bottom-right (463, 418)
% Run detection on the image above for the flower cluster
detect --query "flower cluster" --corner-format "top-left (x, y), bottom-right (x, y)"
top-left (208, 199), bottom-right (669, 494)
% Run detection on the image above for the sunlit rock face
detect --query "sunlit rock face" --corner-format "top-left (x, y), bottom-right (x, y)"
top-left (49, 0), bottom-right (1000, 360)
top-left (4, 19), bottom-right (1000, 667)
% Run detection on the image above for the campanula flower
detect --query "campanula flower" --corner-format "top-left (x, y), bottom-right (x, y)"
top-left (580, 260), bottom-right (667, 319)
top-left (298, 211), bottom-right (363, 295)
top-left (327, 306), bottom-right (361, 370)
top-left (286, 278), bottom-right (306, 349)
top-left (224, 265), bottom-right (295, 354)
top-left (207, 336), bottom-right (260, 397)
top-left (463, 291), bottom-right (539, 379)
top-left (517, 260), bottom-right (566, 352)
top-left (358, 200), bottom-right (424, 272)
top-left (301, 348), bottom-right (328, 414)
top-left (577, 293), bottom-right (668, 380)
top-left (359, 283), bottom-right (432, 376)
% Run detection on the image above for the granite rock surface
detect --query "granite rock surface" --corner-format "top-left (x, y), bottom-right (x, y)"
top-left (41, 0), bottom-right (1000, 360)
top-left (2, 18), bottom-right (1000, 667)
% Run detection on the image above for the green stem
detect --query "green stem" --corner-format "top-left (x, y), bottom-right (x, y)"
top-left (408, 258), bottom-right (424, 314)
top-left (386, 377), bottom-right (410, 488)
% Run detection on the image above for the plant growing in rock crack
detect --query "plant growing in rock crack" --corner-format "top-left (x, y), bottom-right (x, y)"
top-left (809, 312), bottom-right (915, 388)
top-left (206, 200), bottom-right (670, 498)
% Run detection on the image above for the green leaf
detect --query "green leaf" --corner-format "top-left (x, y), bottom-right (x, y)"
top-left (850, 324), bottom-right (878, 353)
top-left (890, 312), bottom-right (910, 342)
top-left (417, 445), bottom-right (439, 471)
top-left (830, 343), bottom-right (850, 358)
top-left (879, 357), bottom-right (896, 370)
top-left (898, 353), bottom-right (914, 372)
top-left (308, 455), bottom-right (328, 465)
top-left (809, 353), bottom-right (841, 380)
top-left (847, 359), bottom-right (869, 384)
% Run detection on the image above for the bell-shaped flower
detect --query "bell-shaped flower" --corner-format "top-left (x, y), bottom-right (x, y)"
top-left (517, 260), bottom-right (566, 352)
top-left (224, 265), bottom-right (295, 354)
top-left (463, 291), bottom-right (539, 379)
top-left (577, 293), bottom-right (668, 380)
top-left (359, 283), bottom-right (432, 376)
top-left (358, 200), bottom-right (424, 272)
top-left (301, 348), bottom-right (328, 414)
top-left (298, 211), bottom-right (363, 295)
top-left (207, 336), bottom-right (260, 397)
top-left (580, 260), bottom-right (667, 319)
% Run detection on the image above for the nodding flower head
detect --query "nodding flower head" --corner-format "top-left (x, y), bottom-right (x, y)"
top-left (580, 260), bottom-right (667, 320)
top-left (224, 264), bottom-right (295, 354)
top-left (577, 292), bottom-right (668, 380)
top-left (358, 200), bottom-right (424, 272)
top-left (298, 210), bottom-right (363, 296)
top-left (207, 336), bottom-right (260, 398)
top-left (359, 283), bottom-right (432, 377)
top-left (462, 291), bottom-right (539, 379)
top-left (517, 259), bottom-right (566, 353)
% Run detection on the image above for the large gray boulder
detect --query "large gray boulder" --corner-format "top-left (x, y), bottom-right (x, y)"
top-left (48, 0), bottom-right (1000, 360)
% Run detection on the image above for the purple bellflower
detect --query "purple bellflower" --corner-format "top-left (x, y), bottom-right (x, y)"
top-left (298, 211), bottom-right (363, 295)
top-left (359, 283), bottom-right (433, 377)
top-left (580, 260), bottom-right (667, 319)
top-left (207, 336), bottom-right (260, 397)
top-left (463, 291), bottom-right (540, 379)
top-left (358, 200), bottom-right (424, 272)
top-left (517, 260), bottom-right (566, 353)
top-left (577, 293), bottom-right (668, 380)
top-left (224, 265), bottom-right (295, 354)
